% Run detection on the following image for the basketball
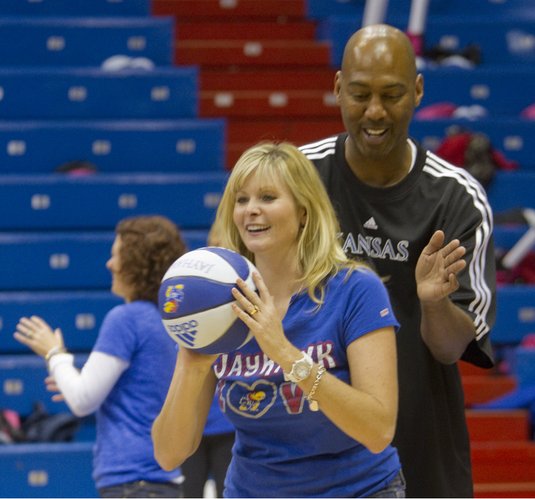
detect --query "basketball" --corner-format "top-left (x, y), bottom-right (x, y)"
top-left (158, 246), bottom-right (257, 354)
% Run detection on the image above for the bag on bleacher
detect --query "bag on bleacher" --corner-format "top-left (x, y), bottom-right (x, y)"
top-left (0, 408), bottom-right (25, 444)
top-left (436, 125), bottom-right (518, 189)
top-left (22, 402), bottom-right (81, 443)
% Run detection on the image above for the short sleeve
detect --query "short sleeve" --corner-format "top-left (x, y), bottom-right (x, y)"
top-left (93, 304), bottom-right (138, 363)
top-left (343, 268), bottom-right (399, 347)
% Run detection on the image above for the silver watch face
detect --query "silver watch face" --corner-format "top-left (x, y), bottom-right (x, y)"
top-left (284, 353), bottom-right (313, 382)
top-left (295, 361), bottom-right (311, 380)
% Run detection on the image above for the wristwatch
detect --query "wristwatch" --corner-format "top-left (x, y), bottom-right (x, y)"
top-left (283, 352), bottom-right (314, 383)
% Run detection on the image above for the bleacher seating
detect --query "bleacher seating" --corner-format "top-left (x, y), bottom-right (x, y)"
top-left (493, 224), bottom-right (535, 348)
top-left (0, 229), bottom-right (209, 291)
top-left (410, 119), bottom-right (535, 171)
top-left (0, 67), bottom-right (199, 119)
top-left (306, 0), bottom-right (464, 19)
top-left (492, 286), bottom-right (535, 345)
top-left (0, 232), bottom-right (114, 290)
top-left (1, 0), bottom-right (535, 496)
top-left (0, 119), bottom-right (225, 173)
top-left (419, 69), bottom-right (535, 117)
top-left (486, 171), bottom-right (535, 213)
top-left (0, 442), bottom-right (97, 497)
top-left (0, 16), bottom-right (173, 67)
top-left (319, 14), bottom-right (535, 68)
top-left (515, 347), bottom-right (535, 389)
top-left (0, 1), bottom-right (222, 497)
top-left (423, 18), bottom-right (535, 66)
top-left (0, 173), bottom-right (226, 230)
top-left (0, 0), bottom-right (149, 17)
top-left (317, 14), bottom-right (535, 113)
top-left (494, 225), bottom-right (531, 252)
top-left (0, 354), bottom-right (87, 415)
top-left (152, 0), bottom-right (306, 19)
top-left (0, 291), bottom-right (120, 353)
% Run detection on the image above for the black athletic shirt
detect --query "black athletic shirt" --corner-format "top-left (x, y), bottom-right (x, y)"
top-left (301, 133), bottom-right (496, 498)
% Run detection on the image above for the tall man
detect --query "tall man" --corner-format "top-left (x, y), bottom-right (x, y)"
top-left (300, 24), bottom-right (495, 497)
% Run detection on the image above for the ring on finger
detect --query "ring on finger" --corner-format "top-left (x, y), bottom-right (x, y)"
top-left (249, 305), bottom-right (260, 316)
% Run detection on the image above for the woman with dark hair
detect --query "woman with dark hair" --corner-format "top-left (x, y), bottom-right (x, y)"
top-left (14, 215), bottom-right (187, 498)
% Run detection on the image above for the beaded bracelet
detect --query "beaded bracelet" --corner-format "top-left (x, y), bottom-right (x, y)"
top-left (306, 365), bottom-right (326, 412)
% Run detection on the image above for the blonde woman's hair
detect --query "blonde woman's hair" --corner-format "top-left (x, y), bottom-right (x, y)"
top-left (215, 141), bottom-right (361, 305)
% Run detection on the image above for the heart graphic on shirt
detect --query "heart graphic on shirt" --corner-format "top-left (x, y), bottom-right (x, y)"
top-left (226, 379), bottom-right (277, 419)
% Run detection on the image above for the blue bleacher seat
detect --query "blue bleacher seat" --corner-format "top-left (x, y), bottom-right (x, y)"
top-left (306, 0), bottom-right (366, 19)
top-left (0, 173), bottom-right (226, 230)
top-left (181, 229), bottom-right (211, 250)
top-left (492, 285), bottom-right (535, 345)
top-left (0, 229), bottom-right (209, 291)
top-left (424, 18), bottom-right (535, 66)
top-left (420, 69), bottom-right (535, 117)
top-left (0, 291), bottom-right (121, 352)
top-left (0, 442), bottom-right (97, 497)
top-left (328, 62), bottom-right (535, 118)
top-left (515, 347), bottom-right (535, 389)
top-left (486, 171), bottom-right (535, 213)
top-left (0, 232), bottom-right (112, 290)
top-left (308, 0), bottom-right (535, 21)
top-left (0, 119), bottom-right (226, 173)
top-left (0, 0), bottom-right (149, 17)
top-left (0, 67), bottom-right (199, 119)
top-left (318, 15), bottom-right (535, 70)
top-left (0, 233), bottom-right (208, 346)
top-left (494, 225), bottom-right (530, 252)
top-left (75, 416), bottom-right (97, 442)
top-left (0, 233), bottom-right (209, 346)
top-left (0, 16), bottom-right (173, 67)
top-left (0, 354), bottom-right (87, 414)
top-left (410, 119), bottom-right (535, 171)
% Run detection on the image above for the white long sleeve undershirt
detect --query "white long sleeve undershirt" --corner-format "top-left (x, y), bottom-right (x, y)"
top-left (48, 351), bottom-right (129, 417)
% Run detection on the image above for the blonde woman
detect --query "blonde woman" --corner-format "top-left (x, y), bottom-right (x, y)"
top-left (153, 143), bottom-right (404, 497)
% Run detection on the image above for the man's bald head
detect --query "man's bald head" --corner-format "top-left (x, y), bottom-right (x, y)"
top-left (334, 23), bottom-right (424, 171)
top-left (342, 24), bottom-right (417, 80)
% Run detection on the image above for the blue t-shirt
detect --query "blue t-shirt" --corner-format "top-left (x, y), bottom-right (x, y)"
top-left (213, 268), bottom-right (401, 498)
top-left (205, 394), bottom-right (235, 436)
top-left (92, 300), bottom-right (181, 488)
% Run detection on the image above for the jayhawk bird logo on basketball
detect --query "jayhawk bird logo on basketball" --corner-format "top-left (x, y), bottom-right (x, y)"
top-left (163, 284), bottom-right (185, 313)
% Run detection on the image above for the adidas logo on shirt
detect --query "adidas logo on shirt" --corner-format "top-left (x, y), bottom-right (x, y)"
top-left (363, 217), bottom-right (378, 230)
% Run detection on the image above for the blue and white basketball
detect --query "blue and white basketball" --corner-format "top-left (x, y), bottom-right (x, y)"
top-left (158, 246), bottom-right (257, 354)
